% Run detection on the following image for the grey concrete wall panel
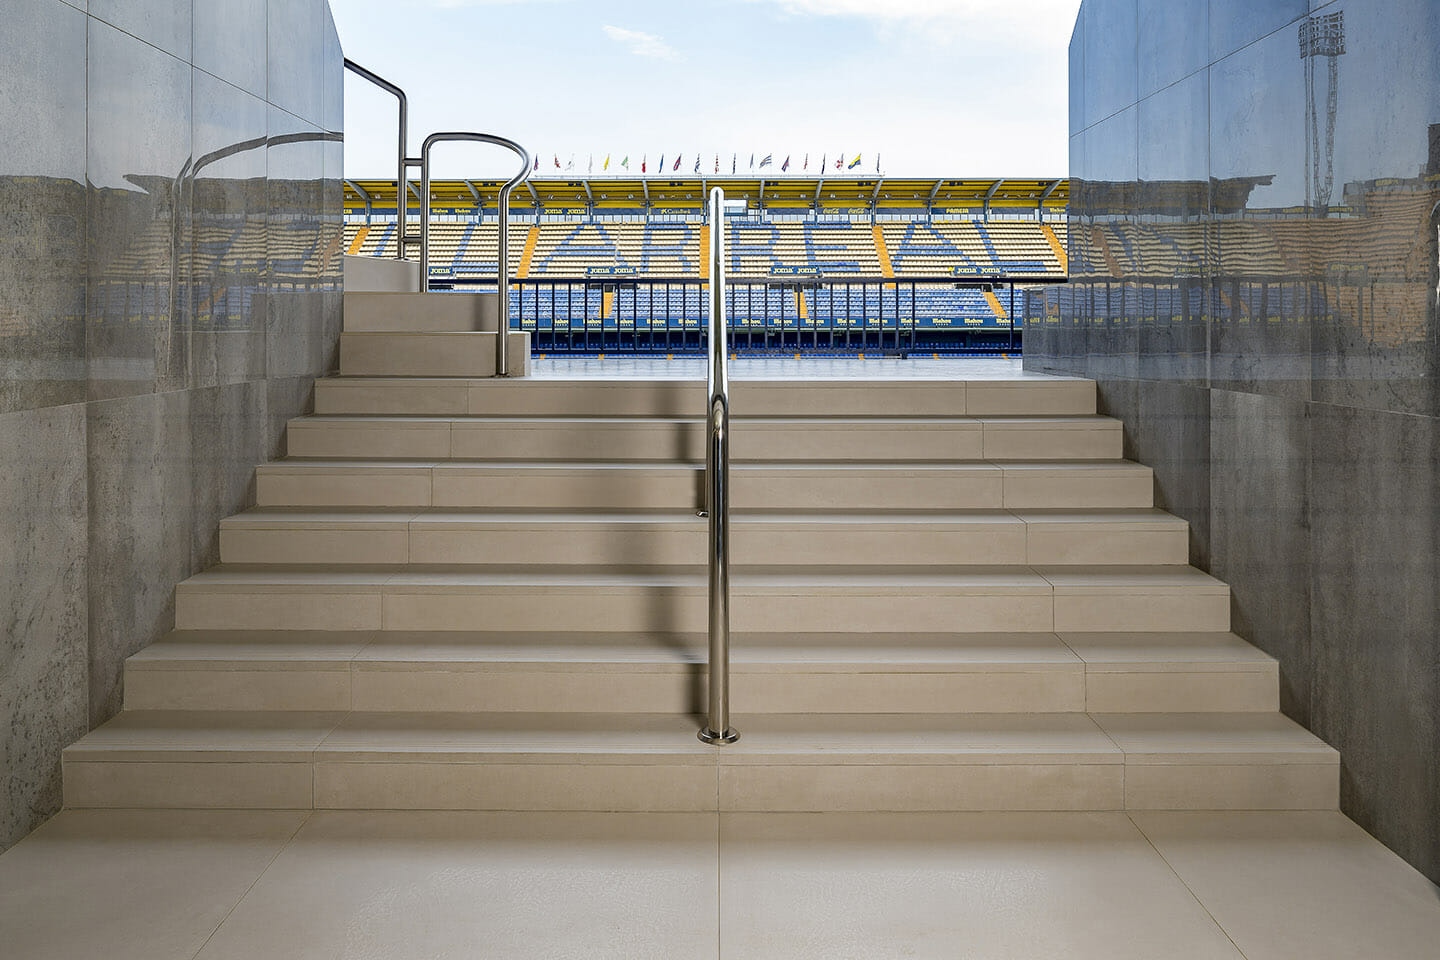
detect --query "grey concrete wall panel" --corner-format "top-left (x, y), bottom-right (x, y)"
top-left (0, 0), bottom-right (344, 851)
top-left (0, 0), bottom-right (89, 415)
top-left (1041, 0), bottom-right (1440, 883)
top-left (194, 0), bottom-right (268, 97)
top-left (1209, 389), bottom-right (1312, 721)
top-left (1138, 0), bottom-right (1209, 99)
top-left (85, 18), bottom-right (193, 402)
top-left (268, 0), bottom-right (325, 124)
top-left (1081, 0), bottom-right (1138, 128)
top-left (0, 405), bottom-right (88, 850)
top-left (191, 69), bottom-right (271, 389)
top-left (1309, 402), bottom-right (1440, 881)
top-left (90, 0), bottom-right (192, 61)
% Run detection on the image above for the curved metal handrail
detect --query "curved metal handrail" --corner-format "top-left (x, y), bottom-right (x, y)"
top-left (699, 187), bottom-right (737, 745)
top-left (420, 132), bottom-right (533, 376)
top-left (342, 59), bottom-right (410, 262)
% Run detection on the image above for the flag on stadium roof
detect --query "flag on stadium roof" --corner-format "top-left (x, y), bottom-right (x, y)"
top-left (638, 155), bottom-right (643, 173)
top-left (566, 156), bottom-right (575, 171)
top-left (820, 154), bottom-right (826, 171)
top-left (554, 155), bottom-right (560, 169)
top-left (876, 153), bottom-right (881, 173)
top-left (621, 156), bottom-right (629, 170)
top-left (587, 155), bottom-right (593, 175)
top-left (848, 153), bottom-right (862, 169)
top-left (749, 153), bottom-right (754, 171)
top-left (732, 154), bottom-right (737, 174)
top-left (672, 154), bottom-right (682, 171)
top-left (834, 154), bottom-right (842, 170)
top-left (760, 154), bottom-right (772, 168)
top-left (658, 154), bottom-right (664, 173)
top-left (714, 154), bottom-right (719, 174)
top-left (693, 156), bottom-right (700, 173)
top-left (781, 156), bottom-right (790, 172)
top-left (603, 155), bottom-right (610, 171)
top-left (803, 154), bottom-right (809, 171)
top-left (533, 155), bottom-right (539, 172)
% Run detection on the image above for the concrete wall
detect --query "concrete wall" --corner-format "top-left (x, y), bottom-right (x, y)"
top-left (0, 0), bottom-right (344, 849)
top-left (1031, 0), bottom-right (1439, 881)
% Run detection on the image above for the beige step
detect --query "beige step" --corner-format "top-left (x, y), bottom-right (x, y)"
top-left (338, 332), bottom-right (530, 377)
top-left (343, 291), bottom-right (500, 332)
top-left (284, 415), bottom-right (1122, 461)
top-left (171, 566), bottom-right (1229, 635)
top-left (61, 710), bottom-right (1337, 812)
top-left (314, 377), bottom-right (1096, 418)
top-left (217, 509), bottom-right (1188, 567)
top-left (254, 460), bottom-right (1156, 511)
top-left (123, 631), bottom-right (1277, 715)
top-left (1063, 632), bottom-right (1279, 712)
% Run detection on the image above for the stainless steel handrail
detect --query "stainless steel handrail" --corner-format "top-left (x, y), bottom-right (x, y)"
top-left (342, 59), bottom-right (412, 263)
top-left (699, 187), bottom-right (738, 745)
top-left (419, 132), bottom-right (533, 377)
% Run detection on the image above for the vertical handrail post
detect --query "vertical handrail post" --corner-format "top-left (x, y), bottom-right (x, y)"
top-left (699, 187), bottom-right (738, 746)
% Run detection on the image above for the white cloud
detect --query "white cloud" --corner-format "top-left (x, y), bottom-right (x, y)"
top-left (602, 24), bottom-right (682, 61)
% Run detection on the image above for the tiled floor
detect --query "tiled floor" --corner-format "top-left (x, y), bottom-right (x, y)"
top-left (530, 355), bottom-right (1060, 380)
top-left (2, 809), bottom-right (1437, 959)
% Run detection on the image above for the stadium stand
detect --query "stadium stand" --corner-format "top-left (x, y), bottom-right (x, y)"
top-left (343, 176), bottom-right (1069, 352)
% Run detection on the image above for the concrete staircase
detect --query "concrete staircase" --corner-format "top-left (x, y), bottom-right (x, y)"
top-left (62, 317), bottom-right (1337, 814)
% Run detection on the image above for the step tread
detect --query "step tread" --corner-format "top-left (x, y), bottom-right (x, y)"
top-left (257, 459), bottom-right (1152, 473)
top-left (220, 507), bottom-right (1187, 529)
top-left (63, 710), bottom-right (1336, 765)
top-left (291, 414), bottom-right (1120, 426)
top-left (128, 630), bottom-right (1276, 675)
top-left (177, 564), bottom-right (1226, 594)
top-left (319, 377), bottom-right (1091, 387)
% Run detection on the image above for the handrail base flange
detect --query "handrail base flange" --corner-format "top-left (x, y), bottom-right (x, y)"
top-left (698, 727), bottom-right (739, 745)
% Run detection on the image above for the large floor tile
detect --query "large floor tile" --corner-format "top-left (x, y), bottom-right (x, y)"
top-left (0, 810), bottom-right (307, 960)
top-left (719, 812), bottom-right (1244, 959)
top-left (193, 811), bottom-right (719, 960)
top-left (1131, 812), bottom-right (1440, 960)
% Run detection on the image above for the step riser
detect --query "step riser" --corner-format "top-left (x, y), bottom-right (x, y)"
top-left (123, 664), bottom-right (1278, 714)
top-left (285, 419), bottom-right (1123, 462)
top-left (173, 587), bottom-right (1230, 635)
top-left (339, 332), bottom-right (530, 377)
top-left (343, 292), bottom-right (500, 332)
top-left (217, 523), bottom-right (1189, 567)
top-left (255, 469), bottom-right (1155, 511)
top-left (61, 757), bottom-right (1337, 812)
top-left (314, 380), bottom-right (1098, 418)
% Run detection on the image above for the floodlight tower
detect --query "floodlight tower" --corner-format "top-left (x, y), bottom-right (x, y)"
top-left (1300, 11), bottom-right (1346, 213)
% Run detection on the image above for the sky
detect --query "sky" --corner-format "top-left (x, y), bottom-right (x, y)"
top-left (332, 0), bottom-right (1082, 182)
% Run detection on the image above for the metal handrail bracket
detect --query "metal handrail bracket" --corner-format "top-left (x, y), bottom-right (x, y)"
top-left (699, 187), bottom-right (738, 745)
top-left (419, 132), bottom-right (533, 376)
top-left (342, 59), bottom-right (410, 263)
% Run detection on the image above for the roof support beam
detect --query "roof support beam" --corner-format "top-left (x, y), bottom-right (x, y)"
top-left (463, 180), bottom-right (484, 219)
top-left (345, 180), bottom-right (374, 224)
top-left (984, 178), bottom-right (1006, 222)
top-left (927, 178), bottom-right (945, 223)
top-left (1038, 178), bottom-right (1061, 220)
